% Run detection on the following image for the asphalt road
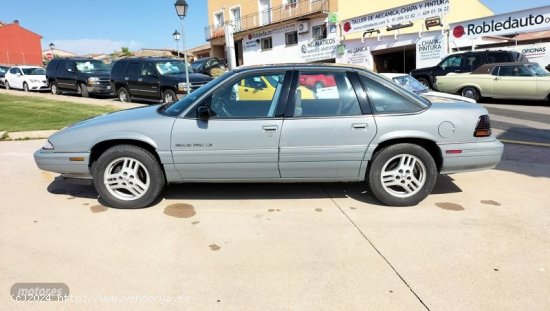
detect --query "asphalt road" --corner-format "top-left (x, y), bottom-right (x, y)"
top-left (1, 140), bottom-right (549, 310)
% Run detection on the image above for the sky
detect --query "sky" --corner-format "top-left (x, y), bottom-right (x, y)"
top-left (0, 0), bottom-right (549, 55)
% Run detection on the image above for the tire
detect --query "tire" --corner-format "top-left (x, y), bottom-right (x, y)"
top-left (314, 81), bottom-right (324, 90)
top-left (118, 87), bottom-right (131, 102)
top-left (91, 145), bottom-right (165, 209)
top-left (79, 83), bottom-right (89, 97)
top-left (367, 143), bottom-right (437, 206)
top-left (163, 89), bottom-right (177, 103)
top-left (5, 81), bottom-right (10, 90)
top-left (416, 77), bottom-right (431, 88)
top-left (461, 87), bottom-right (480, 102)
top-left (23, 82), bottom-right (29, 92)
top-left (51, 81), bottom-right (61, 95)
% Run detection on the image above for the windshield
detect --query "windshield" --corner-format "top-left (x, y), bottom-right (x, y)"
top-left (526, 63), bottom-right (550, 77)
top-left (155, 61), bottom-right (194, 75)
top-left (76, 60), bottom-right (109, 73)
top-left (22, 68), bottom-right (46, 75)
top-left (160, 71), bottom-right (232, 116)
top-left (392, 75), bottom-right (429, 93)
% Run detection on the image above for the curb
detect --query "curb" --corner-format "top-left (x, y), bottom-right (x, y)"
top-left (2, 130), bottom-right (57, 141)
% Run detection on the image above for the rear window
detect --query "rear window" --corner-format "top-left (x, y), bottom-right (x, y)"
top-left (487, 52), bottom-right (510, 63)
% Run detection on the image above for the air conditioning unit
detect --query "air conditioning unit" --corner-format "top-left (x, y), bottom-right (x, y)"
top-left (298, 21), bottom-right (309, 34)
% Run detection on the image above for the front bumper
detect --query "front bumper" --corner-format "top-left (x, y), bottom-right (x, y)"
top-left (28, 81), bottom-right (50, 91)
top-left (34, 149), bottom-right (92, 179)
top-left (439, 139), bottom-right (504, 174)
top-left (86, 84), bottom-right (113, 94)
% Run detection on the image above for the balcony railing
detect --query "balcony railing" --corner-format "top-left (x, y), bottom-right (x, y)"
top-left (205, 0), bottom-right (329, 41)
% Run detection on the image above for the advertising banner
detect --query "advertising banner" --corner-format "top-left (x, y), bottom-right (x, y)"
top-left (243, 24), bottom-right (297, 51)
top-left (416, 34), bottom-right (447, 68)
top-left (338, 41), bottom-right (372, 68)
top-left (341, 0), bottom-right (449, 34)
top-left (299, 36), bottom-right (338, 62)
top-left (450, 5), bottom-right (550, 40)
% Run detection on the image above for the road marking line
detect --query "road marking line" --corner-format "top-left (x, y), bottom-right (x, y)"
top-left (501, 139), bottom-right (550, 148)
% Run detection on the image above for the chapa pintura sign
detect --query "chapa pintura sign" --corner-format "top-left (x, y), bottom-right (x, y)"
top-left (342, 0), bottom-right (449, 34)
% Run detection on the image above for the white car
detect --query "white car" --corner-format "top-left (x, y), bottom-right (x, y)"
top-left (4, 66), bottom-right (49, 92)
top-left (380, 73), bottom-right (476, 103)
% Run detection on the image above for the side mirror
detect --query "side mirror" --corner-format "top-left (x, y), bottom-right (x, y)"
top-left (197, 106), bottom-right (211, 120)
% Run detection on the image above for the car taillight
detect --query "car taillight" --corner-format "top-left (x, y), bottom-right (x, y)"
top-left (474, 115), bottom-right (492, 137)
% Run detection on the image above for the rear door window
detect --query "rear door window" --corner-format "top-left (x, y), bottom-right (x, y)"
top-left (360, 75), bottom-right (427, 114)
top-left (487, 52), bottom-right (510, 63)
top-left (127, 62), bottom-right (142, 79)
top-left (462, 54), bottom-right (484, 72)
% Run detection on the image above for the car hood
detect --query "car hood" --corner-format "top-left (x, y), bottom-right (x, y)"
top-left (82, 70), bottom-right (111, 78)
top-left (48, 105), bottom-right (176, 152)
top-left (27, 74), bottom-right (47, 80)
top-left (422, 91), bottom-right (477, 103)
top-left (165, 72), bottom-right (213, 83)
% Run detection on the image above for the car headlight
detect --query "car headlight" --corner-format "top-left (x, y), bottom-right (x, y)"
top-left (29, 79), bottom-right (40, 83)
top-left (178, 82), bottom-right (189, 92)
top-left (42, 140), bottom-right (54, 150)
top-left (88, 77), bottom-right (100, 85)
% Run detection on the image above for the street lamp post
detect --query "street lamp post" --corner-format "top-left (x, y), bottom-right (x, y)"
top-left (172, 30), bottom-right (181, 59)
top-left (49, 42), bottom-right (55, 60)
top-left (174, 0), bottom-right (190, 95)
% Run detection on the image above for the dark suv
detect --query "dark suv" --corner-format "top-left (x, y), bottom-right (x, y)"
top-left (46, 58), bottom-right (112, 97)
top-left (110, 57), bottom-right (213, 103)
top-left (411, 50), bottom-right (527, 89)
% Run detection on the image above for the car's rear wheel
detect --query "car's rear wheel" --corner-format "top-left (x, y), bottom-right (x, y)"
top-left (461, 87), bottom-right (480, 102)
top-left (5, 81), bottom-right (10, 90)
top-left (23, 82), bottom-right (29, 92)
top-left (163, 89), bottom-right (177, 103)
top-left (79, 83), bottom-right (89, 97)
top-left (51, 81), bottom-right (61, 94)
top-left (92, 145), bottom-right (165, 209)
top-left (367, 143), bottom-right (437, 206)
top-left (118, 87), bottom-right (131, 102)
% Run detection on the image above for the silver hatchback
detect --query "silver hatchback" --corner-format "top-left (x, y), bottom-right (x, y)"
top-left (34, 64), bottom-right (503, 208)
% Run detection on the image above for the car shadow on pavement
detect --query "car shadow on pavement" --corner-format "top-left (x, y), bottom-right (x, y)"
top-left (46, 174), bottom-right (463, 209)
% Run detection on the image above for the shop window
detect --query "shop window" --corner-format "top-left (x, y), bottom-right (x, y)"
top-left (312, 24), bottom-right (327, 40)
top-left (285, 31), bottom-right (298, 46)
top-left (261, 37), bottom-right (273, 50)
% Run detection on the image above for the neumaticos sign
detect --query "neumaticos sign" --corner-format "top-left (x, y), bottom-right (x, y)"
top-left (451, 5), bottom-right (550, 39)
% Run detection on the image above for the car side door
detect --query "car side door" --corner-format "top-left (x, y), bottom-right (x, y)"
top-left (8, 67), bottom-right (23, 88)
top-left (125, 62), bottom-right (142, 97)
top-left (278, 70), bottom-right (376, 180)
top-left (170, 70), bottom-right (290, 180)
top-left (138, 62), bottom-right (161, 99)
top-left (493, 65), bottom-right (537, 99)
top-left (59, 60), bottom-right (77, 91)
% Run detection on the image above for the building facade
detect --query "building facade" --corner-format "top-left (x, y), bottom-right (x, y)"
top-left (205, 0), bottom-right (338, 67)
top-left (0, 20), bottom-right (43, 66)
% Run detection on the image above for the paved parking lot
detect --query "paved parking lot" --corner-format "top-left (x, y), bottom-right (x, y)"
top-left (1, 139), bottom-right (549, 310)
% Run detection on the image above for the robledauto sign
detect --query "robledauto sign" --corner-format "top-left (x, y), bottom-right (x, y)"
top-left (450, 5), bottom-right (550, 39)
top-left (341, 0), bottom-right (450, 34)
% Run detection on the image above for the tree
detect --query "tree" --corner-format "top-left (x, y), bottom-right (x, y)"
top-left (120, 47), bottom-right (132, 56)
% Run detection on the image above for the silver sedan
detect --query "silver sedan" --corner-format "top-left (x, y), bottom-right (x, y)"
top-left (34, 64), bottom-right (503, 208)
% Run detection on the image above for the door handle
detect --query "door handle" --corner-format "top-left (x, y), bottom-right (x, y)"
top-left (262, 125), bottom-right (278, 131)
top-left (352, 123), bottom-right (367, 129)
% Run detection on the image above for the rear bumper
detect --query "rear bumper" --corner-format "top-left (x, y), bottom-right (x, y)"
top-left (439, 139), bottom-right (504, 174)
top-left (34, 149), bottom-right (92, 179)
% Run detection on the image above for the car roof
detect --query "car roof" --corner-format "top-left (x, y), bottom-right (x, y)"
top-left (13, 65), bottom-right (43, 69)
top-left (234, 63), bottom-right (370, 73)
top-left (472, 62), bottom-right (533, 74)
top-left (117, 57), bottom-right (183, 62)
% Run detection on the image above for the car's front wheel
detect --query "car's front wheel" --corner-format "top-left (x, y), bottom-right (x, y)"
top-left (163, 89), bottom-right (177, 103)
top-left (461, 87), bottom-right (480, 102)
top-left (51, 81), bottom-right (61, 94)
top-left (5, 81), bottom-right (10, 90)
top-left (23, 82), bottom-right (29, 92)
top-left (118, 87), bottom-right (131, 102)
top-left (367, 143), bottom-right (437, 206)
top-left (79, 83), bottom-right (89, 98)
top-left (92, 145), bottom-right (166, 209)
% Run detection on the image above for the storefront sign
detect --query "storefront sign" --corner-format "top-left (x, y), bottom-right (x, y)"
top-left (300, 37), bottom-right (338, 62)
top-left (339, 43), bottom-right (371, 67)
top-left (450, 5), bottom-right (550, 40)
top-left (342, 0), bottom-right (449, 34)
top-left (243, 24), bottom-right (297, 52)
top-left (416, 34), bottom-right (447, 68)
